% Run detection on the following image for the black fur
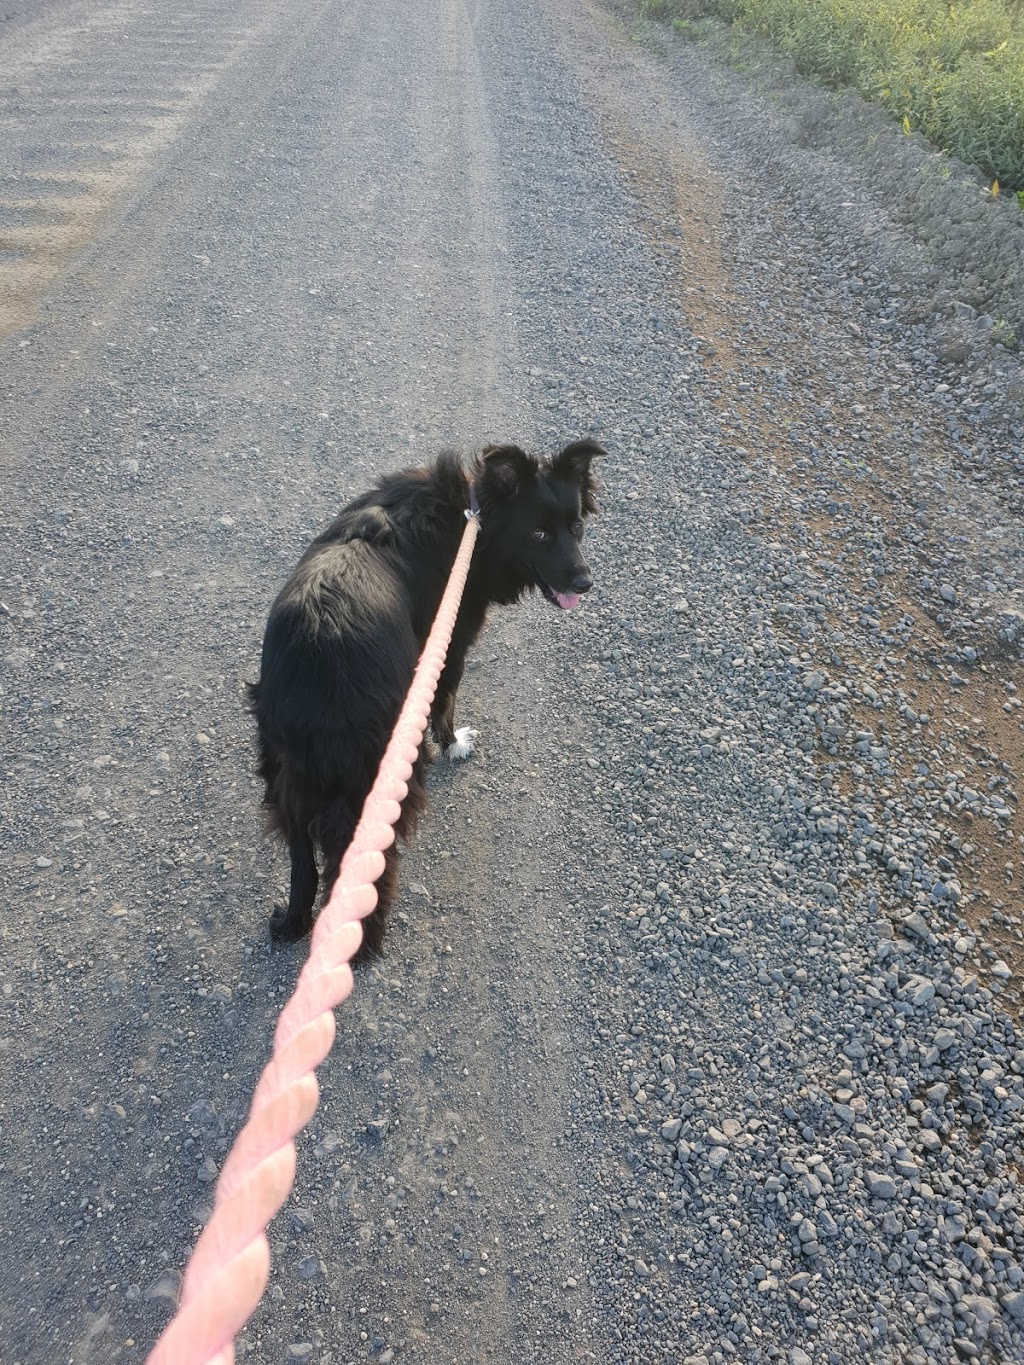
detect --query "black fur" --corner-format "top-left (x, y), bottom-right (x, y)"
top-left (248, 439), bottom-right (601, 958)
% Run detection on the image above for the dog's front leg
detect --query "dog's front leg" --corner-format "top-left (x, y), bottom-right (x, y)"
top-left (430, 617), bottom-right (479, 760)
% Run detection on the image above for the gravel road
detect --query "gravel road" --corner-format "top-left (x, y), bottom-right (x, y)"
top-left (2, 1), bottom-right (1023, 1363)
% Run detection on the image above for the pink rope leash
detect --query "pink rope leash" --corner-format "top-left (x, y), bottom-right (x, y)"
top-left (148, 512), bottom-right (480, 1365)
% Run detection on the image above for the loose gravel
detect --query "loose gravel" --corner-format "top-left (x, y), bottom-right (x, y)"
top-left (1, 0), bottom-right (1022, 1362)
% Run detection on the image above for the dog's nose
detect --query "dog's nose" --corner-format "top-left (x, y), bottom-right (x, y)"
top-left (573, 571), bottom-right (594, 594)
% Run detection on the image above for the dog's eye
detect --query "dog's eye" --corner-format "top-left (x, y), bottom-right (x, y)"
top-left (572, 520), bottom-right (585, 540)
top-left (532, 528), bottom-right (548, 541)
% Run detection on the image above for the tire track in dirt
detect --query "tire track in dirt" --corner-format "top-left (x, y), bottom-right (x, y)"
top-left (0, 0), bottom-right (282, 340)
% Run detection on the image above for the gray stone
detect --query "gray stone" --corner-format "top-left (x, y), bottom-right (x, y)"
top-left (865, 1172), bottom-right (898, 1199)
top-left (904, 974), bottom-right (935, 1006)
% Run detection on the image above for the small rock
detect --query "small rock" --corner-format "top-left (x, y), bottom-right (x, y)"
top-left (904, 974), bottom-right (935, 1006)
top-left (865, 1172), bottom-right (897, 1200)
top-left (902, 911), bottom-right (932, 940)
top-left (145, 1269), bottom-right (181, 1305)
top-left (892, 1149), bottom-right (919, 1178)
top-left (290, 1206), bottom-right (314, 1232)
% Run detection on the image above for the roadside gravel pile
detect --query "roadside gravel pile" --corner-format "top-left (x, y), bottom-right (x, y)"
top-left (498, 3), bottom-right (1024, 1360)
top-left (566, 482), bottom-right (1024, 1363)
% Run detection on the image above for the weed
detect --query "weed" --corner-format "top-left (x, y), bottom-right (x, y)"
top-left (992, 318), bottom-right (1019, 350)
top-left (633, 0), bottom-right (1024, 190)
top-left (673, 18), bottom-right (709, 40)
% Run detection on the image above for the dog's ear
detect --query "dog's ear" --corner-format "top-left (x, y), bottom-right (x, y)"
top-left (477, 443), bottom-right (538, 500)
top-left (551, 438), bottom-right (603, 516)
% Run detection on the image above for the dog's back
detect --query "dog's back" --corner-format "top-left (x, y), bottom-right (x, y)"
top-left (252, 536), bottom-right (418, 809)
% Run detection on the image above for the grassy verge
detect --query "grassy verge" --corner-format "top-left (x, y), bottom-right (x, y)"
top-left (638, 0), bottom-right (1024, 193)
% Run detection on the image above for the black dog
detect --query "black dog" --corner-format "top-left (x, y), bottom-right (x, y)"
top-left (248, 439), bottom-right (601, 957)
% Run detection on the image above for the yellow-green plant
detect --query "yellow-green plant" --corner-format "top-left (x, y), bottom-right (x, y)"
top-left (648, 0), bottom-right (1024, 189)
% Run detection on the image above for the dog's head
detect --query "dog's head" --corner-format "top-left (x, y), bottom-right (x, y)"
top-left (472, 438), bottom-right (602, 609)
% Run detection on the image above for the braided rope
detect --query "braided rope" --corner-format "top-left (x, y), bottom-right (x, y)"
top-left (148, 512), bottom-right (480, 1364)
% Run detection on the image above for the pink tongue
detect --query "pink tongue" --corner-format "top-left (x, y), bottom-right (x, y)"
top-left (555, 591), bottom-right (581, 610)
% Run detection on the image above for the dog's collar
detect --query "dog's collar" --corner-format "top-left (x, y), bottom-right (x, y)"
top-left (466, 480), bottom-right (480, 520)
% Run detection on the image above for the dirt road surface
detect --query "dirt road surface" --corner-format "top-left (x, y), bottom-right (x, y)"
top-left (2, 2), bottom-right (1023, 1363)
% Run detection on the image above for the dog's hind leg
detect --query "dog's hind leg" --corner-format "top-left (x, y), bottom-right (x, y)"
top-left (318, 819), bottom-right (392, 961)
top-left (317, 795), bottom-right (365, 947)
top-left (270, 826), bottom-right (318, 941)
top-left (354, 846), bottom-right (398, 961)
top-left (341, 753), bottom-right (426, 962)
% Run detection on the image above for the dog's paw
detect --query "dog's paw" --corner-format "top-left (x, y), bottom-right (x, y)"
top-left (270, 903), bottom-right (312, 942)
top-left (444, 727), bottom-right (479, 761)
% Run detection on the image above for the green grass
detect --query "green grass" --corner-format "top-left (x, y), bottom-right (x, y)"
top-left (641, 0), bottom-right (1024, 191)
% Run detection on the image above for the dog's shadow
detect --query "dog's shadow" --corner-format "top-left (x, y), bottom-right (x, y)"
top-left (423, 743), bottom-right (474, 797)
